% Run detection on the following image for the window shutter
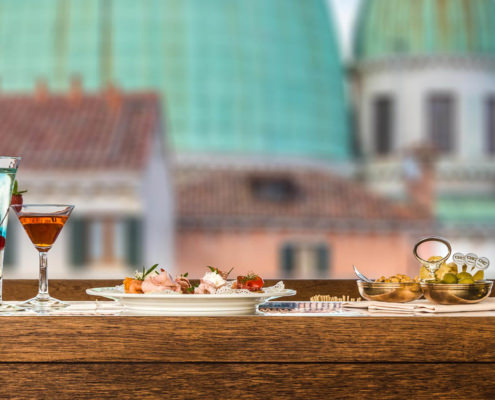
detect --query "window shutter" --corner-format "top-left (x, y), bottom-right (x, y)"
top-left (373, 96), bottom-right (393, 155)
top-left (486, 97), bottom-right (495, 154)
top-left (71, 218), bottom-right (88, 268)
top-left (280, 243), bottom-right (294, 277)
top-left (316, 244), bottom-right (329, 277)
top-left (126, 217), bottom-right (142, 267)
top-left (428, 94), bottom-right (454, 153)
top-left (3, 219), bottom-right (16, 267)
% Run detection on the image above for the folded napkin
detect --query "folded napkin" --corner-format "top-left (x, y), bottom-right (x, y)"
top-left (344, 298), bottom-right (495, 314)
top-left (51, 301), bottom-right (123, 315)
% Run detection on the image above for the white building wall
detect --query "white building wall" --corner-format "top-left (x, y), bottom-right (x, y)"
top-left (358, 59), bottom-right (495, 159)
top-left (354, 57), bottom-right (495, 278)
top-left (3, 169), bottom-right (165, 279)
top-left (355, 58), bottom-right (495, 197)
top-left (141, 130), bottom-right (175, 272)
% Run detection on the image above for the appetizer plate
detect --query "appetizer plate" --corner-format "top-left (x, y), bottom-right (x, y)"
top-left (86, 285), bottom-right (296, 315)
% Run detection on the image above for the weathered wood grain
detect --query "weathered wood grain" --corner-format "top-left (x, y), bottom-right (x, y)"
top-left (2, 279), bottom-right (495, 399)
top-left (1, 363), bottom-right (494, 400)
top-left (1, 316), bottom-right (494, 363)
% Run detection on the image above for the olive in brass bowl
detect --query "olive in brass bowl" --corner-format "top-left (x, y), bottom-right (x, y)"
top-left (421, 280), bottom-right (493, 305)
top-left (357, 280), bottom-right (423, 303)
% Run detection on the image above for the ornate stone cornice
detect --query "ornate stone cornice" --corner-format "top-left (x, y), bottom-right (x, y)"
top-left (352, 55), bottom-right (495, 75)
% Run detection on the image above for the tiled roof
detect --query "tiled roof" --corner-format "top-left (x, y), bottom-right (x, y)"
top-left (0, 90), bottom-right (160, 171)
top-left (176, 167), bottom-right (431, 229)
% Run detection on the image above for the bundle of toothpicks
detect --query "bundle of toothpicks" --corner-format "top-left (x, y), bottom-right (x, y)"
top-left (310, 294), bottom-right (362, 302)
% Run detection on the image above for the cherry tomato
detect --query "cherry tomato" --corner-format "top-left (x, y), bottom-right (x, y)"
top-left (236, 274), bottom-right (264, 291)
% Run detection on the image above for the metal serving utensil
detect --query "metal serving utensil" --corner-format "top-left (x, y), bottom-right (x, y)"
top-left (413, 236), bottom-right (452, 280)
top-left (353, 265), bottom-right (373, 283)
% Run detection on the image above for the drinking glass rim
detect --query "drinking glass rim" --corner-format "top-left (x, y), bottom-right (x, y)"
top-left (16, 204), bottom-right (75, 209)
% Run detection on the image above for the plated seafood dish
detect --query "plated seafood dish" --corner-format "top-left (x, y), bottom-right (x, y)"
top-left (87, 265), bottom-right (296, 315)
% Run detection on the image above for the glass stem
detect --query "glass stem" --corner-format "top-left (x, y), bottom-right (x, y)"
top-left (38, 251), bottom-right (49, 298)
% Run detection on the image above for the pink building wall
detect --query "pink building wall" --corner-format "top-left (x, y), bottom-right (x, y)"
top-left (176, 230), bottom-right (421, 279)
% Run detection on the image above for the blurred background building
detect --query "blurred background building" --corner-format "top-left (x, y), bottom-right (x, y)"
top-left (0, 0), bottom-right (494, 278)
top-left (352, 0), bottom-right (495, 276)
top-left (1, 86), bottom-right (173, 278)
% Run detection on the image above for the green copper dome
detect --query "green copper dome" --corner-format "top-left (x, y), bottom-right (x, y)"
top-left (355, 0), bottom-right (495, 61)
top-left (0, 0), bottom-right (349, 160)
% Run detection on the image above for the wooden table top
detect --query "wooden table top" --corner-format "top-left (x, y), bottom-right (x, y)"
top-left (0, 279), bottom-right (494, 363)
top-left (1, 279), bottom-right (495, 399)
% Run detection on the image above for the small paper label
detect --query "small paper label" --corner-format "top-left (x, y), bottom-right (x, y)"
top-left (476, 257), bottom-right (490, 270)
top-left (465, 253), bottom-right (478, 267)
top-left (453, 252), bottom-right (465, 265)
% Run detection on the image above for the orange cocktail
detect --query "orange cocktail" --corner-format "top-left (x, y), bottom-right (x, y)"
top-left (13, 204), bottom-right (74, 311)
top-left (18, 215), bottom-right (68, 251)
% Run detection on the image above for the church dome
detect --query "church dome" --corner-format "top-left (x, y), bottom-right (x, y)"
top-left (355, 0), bottom-right (495, 61)
top-left (0, 0), bottom-right (350, 161)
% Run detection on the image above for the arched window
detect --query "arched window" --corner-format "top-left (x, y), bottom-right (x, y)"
top-left (373, 95), bottom-right (394, 155)
top-left (428, 94), bottom-right (455, 153)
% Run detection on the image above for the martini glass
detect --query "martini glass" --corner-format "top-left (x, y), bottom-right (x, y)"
top-left (0, 156), bottom-right (21, 312)
top-left (13, 204), bottom-right (74, 310)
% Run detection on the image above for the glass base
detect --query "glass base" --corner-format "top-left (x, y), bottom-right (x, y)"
top-left (0, 302), bottom-right (25, 313)
top-left (20, 295), bottom-right (69, 311)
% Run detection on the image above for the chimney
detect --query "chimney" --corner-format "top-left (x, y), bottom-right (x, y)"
top-left (35, 78), bottom-right (49, 102)
top-left (105, 82), bottom-right (122, 111)
top-left (403, 144), bottom-right (436, 217)
top-left (69, 75), bottom-right (83, 104)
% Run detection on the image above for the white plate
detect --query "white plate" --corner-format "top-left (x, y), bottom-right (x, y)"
top-left (86, 285), bottom-right (296, 315)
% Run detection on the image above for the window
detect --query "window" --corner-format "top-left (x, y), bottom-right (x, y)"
top-left (486, 96), bottom-right (495, 155)
top-left (70, 216), bottom-right (142, 269)
top-left (373, 95), bottom-right (393, 155)
top-left (428, 94), bottom-right (455, 153)
top-left (250, 176), bottom-right (299, 203)
top-left (280, 242), bottom-right (329, 278)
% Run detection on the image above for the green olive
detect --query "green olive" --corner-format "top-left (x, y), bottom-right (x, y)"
top-left (458, 277), bottom-right (475, 284)
top-left (473, 270), bottom-right (484, 281)
top-left (457, 272), bottom-right (473, 280)
top-left (441, 273), bottom-right (458, 284)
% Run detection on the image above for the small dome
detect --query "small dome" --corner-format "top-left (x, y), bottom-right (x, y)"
top-left (355, 0), bottom-right (495, 61)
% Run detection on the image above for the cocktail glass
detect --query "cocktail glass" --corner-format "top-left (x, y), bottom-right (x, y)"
top-left (13, 204), bottom-right (74, 310)
top-left (0, 156), bottom-right (21, 312)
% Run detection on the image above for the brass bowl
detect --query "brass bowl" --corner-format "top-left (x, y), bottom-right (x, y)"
top-left (357, 280), bottom-right (423, 303)
top-left (421, 280), bottom-right (493, 305)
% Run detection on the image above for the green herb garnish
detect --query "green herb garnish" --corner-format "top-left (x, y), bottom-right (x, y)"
top-left (186, 282), bottom-right (199, 293)
top-left (12, 180), bottom-right (27, 195)
top-left (134, 264), bottom-right (159, 281)
top-left (207, 266), bottom-right (233, 279)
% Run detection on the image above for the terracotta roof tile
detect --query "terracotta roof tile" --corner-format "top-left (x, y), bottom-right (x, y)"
top-left (176, 167), bottom-right (431, 228)
top-left (0, 91), bottom-right (160, 171)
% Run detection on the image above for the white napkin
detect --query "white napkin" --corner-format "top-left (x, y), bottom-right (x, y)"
top-left (344, 298), bottom-right (495, 314)
top-left (54, 301), bottom-right (122, 315)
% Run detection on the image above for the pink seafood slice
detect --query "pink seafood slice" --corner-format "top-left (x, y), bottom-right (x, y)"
top-left (142, 269), bottom-right (181, 293)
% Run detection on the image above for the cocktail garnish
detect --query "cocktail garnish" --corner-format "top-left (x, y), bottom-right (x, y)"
top-left (11, 180), bottom-right (27, 213)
